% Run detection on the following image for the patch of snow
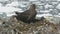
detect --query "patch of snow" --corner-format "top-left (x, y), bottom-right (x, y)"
top-left (6, 1), bottom-right (19, 7)
top-left (36, 14), bottom-right (52, 19)
top-left (20, 4), bottom-right (27, 7)
top-left (40, 10), bottom-right (50, 13)
top-left (7, 13), bottom-right (16, 17)
top-left (46, 0), bottom-right (49, 1)
top-left (0, 6), bottom-right (23, 17)
top-left (58, 13), bottom-right (60, 15)
top-left (0, 12), bottom-right (3, 14)
top-left (44, 15), bottom-right (60, 24)
top-left (18, 10), bottom-right (24, 13)
top-left (29, 0), bottom-right (38, 1)
top-left (21, 1), bottom-right (29, 4)
top-left (51, 2), bottom-right (58, 5)
top-left (49, 9), bottom-right (53, 11)
top-left (56, 4), bottom-right (60, 9)
top-left (0, 0), bottom-right (8, 2)
top-left (57, 0), bottom-right (60, 1)
top-left (0, 6), bottom-right (22, 13)
top-left (54, 15), bottom-right (60, 17)
top-left (45, 4), bottom-right (53, 9)
top-left (36, 14), bottom-right (52, 17)
top-left (7, 10), bottom-right (24, 17)
top-left (0, 3), bottom-right (2, 7)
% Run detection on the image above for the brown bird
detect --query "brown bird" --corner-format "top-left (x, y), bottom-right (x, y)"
top-left (15, 4), bottom-right (37, 23)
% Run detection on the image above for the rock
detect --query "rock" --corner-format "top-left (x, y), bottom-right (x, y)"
top-left (44, 16), bottom-right (60, 24)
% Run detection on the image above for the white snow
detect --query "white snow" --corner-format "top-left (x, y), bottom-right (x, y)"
top-left (20, 4), bottom-right (27, 7)
top-left (58, 13), bottom-right (60, 15)
top-left (56, 4), bottom-right (60, 9)
top-left (0, 6), bottom-right (23, 17)
top-left (46, 0), bottom-right (49, 1)
top-left (36, 14), bottom-right (53, 20)
top-left (6, 1), bottom-right (19, 7)
top-left (40, 10), bottom-right (50, 13)
top-left (0, 3), bottom-right (2, 7)
top-left (0, 0), bottom-right (60, 20)
top-left (36, 14), bottom-right (52, 18)
top-left (0, 0), bottom-right (8, 2)
top-left (0, 6), bottom-right (22, 13)
top-left (45, 4), bottom-right (53, 9)
top-left (0, 12), bottom-right (3, 14)
top-left (54, 15), bottom-right (60, 17)
top-left (7, 13), bottom-right (16, 17)
top-left (57, 0), bottom-right (60, 1)
top-left (51, 2), bottom-right (58, 5)
top-left (7, 10), bottom-right (24, 17)
top-left (29, 0), bottom-right (37, 1)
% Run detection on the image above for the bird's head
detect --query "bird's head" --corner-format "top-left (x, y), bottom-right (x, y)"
top-left (29, 4), bottom-right (36, 10)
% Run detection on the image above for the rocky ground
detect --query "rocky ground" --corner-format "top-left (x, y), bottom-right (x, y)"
top-left (15, 20), bottom-right (60, 34)
top-left (8, 16), bottom-right (60, 34)
top-left (0, 17), bottom-right (60, 34)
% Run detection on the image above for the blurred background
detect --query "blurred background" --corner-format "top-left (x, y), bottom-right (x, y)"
top-left (0, 0), bottom-right (60, 19)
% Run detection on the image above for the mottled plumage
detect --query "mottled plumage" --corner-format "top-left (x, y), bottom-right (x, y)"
top-left (15, 4), bottom-right (37, 23)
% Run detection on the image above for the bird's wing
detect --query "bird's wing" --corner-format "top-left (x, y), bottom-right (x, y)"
top-left (21, 10), bottom-right (30, 15)
top-left (15, 12), bottom-right (21, 15)
top-left (27, 10), bottom-right (37, 20)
